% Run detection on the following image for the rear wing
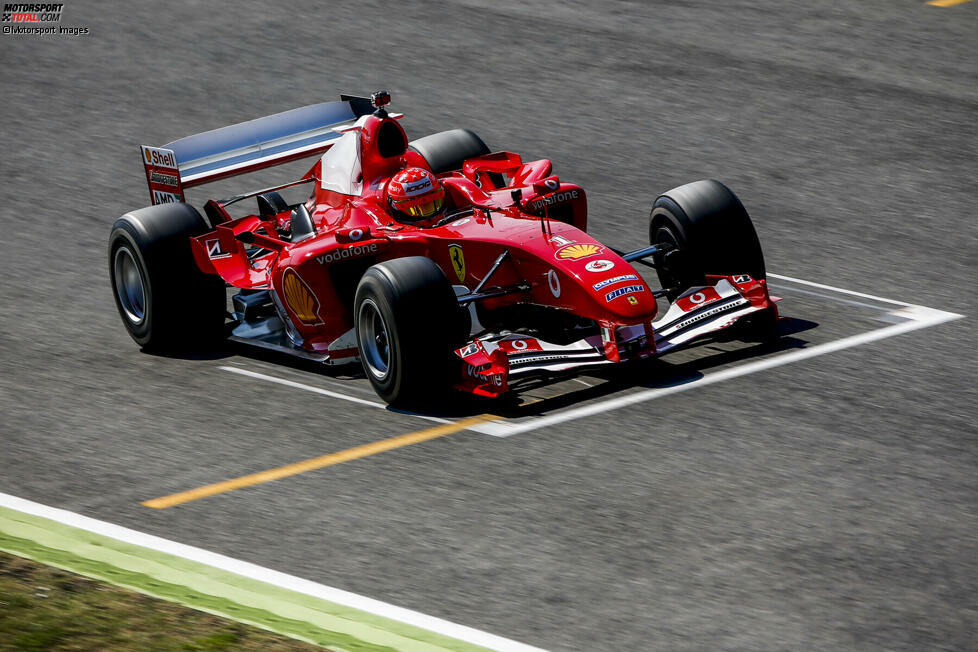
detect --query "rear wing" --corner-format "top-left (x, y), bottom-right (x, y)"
top-left (140, 95), bottom-right (376, 205)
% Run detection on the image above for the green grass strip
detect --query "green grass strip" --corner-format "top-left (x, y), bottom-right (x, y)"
top-left (0, 506), bottom-right (492, 652)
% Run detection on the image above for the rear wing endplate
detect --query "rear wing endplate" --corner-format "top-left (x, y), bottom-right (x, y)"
top-left (140, 95), bottom-right (375, 205)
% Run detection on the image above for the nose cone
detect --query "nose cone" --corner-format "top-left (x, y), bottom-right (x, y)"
top-left (548, 242), bottom-right (656, 322)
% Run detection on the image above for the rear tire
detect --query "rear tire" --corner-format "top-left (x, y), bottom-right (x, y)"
top-left (354, 257), bottom-right (467, 406)
top-left (409, 129), bottom-right (490, 174)
top-left (649, 179), bottom-right (766, 299)
top-left (108, 202), bottom-right (226, 351)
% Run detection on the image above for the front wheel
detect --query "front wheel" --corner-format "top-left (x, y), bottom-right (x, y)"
top-left (649, 179), bottom-right (776, 339)
top-left (649, 179), bottom-right (767, 299)
top-left (354, 257), bottom-right (467, 406)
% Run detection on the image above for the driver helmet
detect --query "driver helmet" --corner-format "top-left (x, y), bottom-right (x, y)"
top-left (387, 167), bottom-right (446, 224)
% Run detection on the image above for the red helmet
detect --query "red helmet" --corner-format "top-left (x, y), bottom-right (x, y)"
top-left (387, 167), bottom-right (446, 223)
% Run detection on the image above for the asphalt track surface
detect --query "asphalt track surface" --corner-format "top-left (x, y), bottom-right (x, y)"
top-left (1, 1), bottom-right (976, 650)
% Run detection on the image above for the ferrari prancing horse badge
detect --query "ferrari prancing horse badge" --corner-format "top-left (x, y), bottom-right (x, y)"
top-left (448, 244), bottom-right (465, 283)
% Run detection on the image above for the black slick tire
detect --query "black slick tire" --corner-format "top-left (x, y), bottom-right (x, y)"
top-left (354, 257), bottom-right (467, 406)
top-left (408, 129), bottom-right (490, 174)
top-left (649, 179), bottom-right (766, 298)
top-left (108, 202), bottom-right (226, 351)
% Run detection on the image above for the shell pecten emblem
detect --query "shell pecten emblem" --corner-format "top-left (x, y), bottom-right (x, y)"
top-left (282, 268), bottom-right (323, 325)
top-left (448, 243), bottom-right (465, 283)
top-left (555, 243), bottom-right (602, 260)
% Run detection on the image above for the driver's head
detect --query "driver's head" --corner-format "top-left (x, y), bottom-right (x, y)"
top-left (387, 167), bottom-right (446, 225)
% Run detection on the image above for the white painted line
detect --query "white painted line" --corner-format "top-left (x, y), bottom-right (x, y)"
top-left (767, 273), bottom-right (914, 307)
top-left (766, 282), bottom-right (897, 313)
top-left (219, 366), bottom-right (451, 425)
top-left (0, 492), bottom-right (546, 652)
top-left (467, 304), bottom-right (962, 437)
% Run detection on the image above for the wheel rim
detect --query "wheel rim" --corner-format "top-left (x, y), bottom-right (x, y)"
top-left (653, 225), bottom-right (685, 288)
top-left (113, 246), bottom-right (146, 324)
top-left (358, 299), bottom-right (391, 380)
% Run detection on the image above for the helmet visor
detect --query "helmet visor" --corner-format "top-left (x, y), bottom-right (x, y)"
top-left (394, 195), bottom-right (444, 219)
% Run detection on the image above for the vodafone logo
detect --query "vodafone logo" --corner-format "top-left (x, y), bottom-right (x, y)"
top-left (543, 178), bottom-right (559, 190)
top-left (585, 259), bottom-right (614, 273)
top-left (348, 228), bottom-right (364, 241)
top-left (676, 287), bottom-right (721, 312)
top-left (547, 269), bottom-right (561, 298)
top-left (499, 338), bottom-right (542, 354)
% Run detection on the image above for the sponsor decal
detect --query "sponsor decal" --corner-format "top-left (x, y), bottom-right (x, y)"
top-left (451, 218), bottom-right (470, 227)
top-left (499, 337), bottom-right (543, 355)
top-left (508, 352), bottom-right (605, 367)
top-left (592, 273), bottom-right (639, 291)
top-left (466, 363), bottom-right (503, 386)
top-left (402, 177), bottom-right (431, 195)
top-left (149, 171), bottom-right (179, 187)
top-left (555, 243), bottom-right (601, 260)
top-left (141, 146), bottom-right (178, 170)
top-left (205, 238), bottom-right (229, 259)
top-left (499, 338), bottom-right (543, 354)
top-left (281, 268), bottom-right (323, 326)
top-left (547, 269), bottom-right (561, 298)
top-left (733, 274), bottom-right (752, 284)
top-left (543, 178), bottom-right (559, 191)
top-left (671, 298), bottom-right (748, 332)
top-left (529, 189), bottom-right (579, 212)
top-left (448, 243), bottom-right (465, 283)
top-left (585, 259), bottom-right (614, 272)
top-left (550, 235), bottom-right (574, 247)
top-left (316, 242), bottom-right (378, 265)
top-left (348, 228), bottom-right (365, 241)
top-left (604, 284), bottom-right (644, 302)
top-left (460, 343), bottom-right (479, 357)
top-left (627, 296), bottom-right (639, 306)
top-left (676, 287), bottom-right (721, 312)
top-left (151, 190), bottom-right (181, 204)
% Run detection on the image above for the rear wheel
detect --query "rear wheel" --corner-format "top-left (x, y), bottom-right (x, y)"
top-left (408, 129), bottom-right (490, 174)
top-left (108, 202), bottom-right (226, 351)
top-left (354, 257), bottom-right (468, 406)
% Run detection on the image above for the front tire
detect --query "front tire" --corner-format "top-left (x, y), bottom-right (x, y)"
top-left (649, 179), bottom-right (776, 339)
top-left (354, 257), bottom-right (467, 406)
top-left (108, 202), bottom-right (226, 351)
top-left (649, 179), bottom-right (766, 299)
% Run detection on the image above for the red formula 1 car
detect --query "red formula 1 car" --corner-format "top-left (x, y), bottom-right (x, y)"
top-left (109, 92), bottom-right (779, 405)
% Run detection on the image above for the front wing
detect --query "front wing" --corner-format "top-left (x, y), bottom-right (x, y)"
top-left (454, 275), bottom-right (776, 397)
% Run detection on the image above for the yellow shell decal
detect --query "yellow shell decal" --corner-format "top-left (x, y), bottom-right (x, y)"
top-left (282, 268), bottom-right (323, 325)
top-left (555, 243), bottom-right (602, 260)
top-left (448, 244), bottom-right (466, 283)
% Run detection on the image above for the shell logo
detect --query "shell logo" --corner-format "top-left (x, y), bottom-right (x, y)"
top-left (282, 268), bottom-right (323, 325)
top-left (143, 148), bottom-right (151, 163)
top-left (555, 243), bottom-right (602, 260)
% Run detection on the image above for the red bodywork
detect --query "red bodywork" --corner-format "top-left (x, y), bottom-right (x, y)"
top-left (184, 112), bottom-right (774, 397)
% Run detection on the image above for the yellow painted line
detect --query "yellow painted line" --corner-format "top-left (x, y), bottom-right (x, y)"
top-left (926, 0), bottom-right (973, 6)
top-left (143, 415), bottom-right (495, 509)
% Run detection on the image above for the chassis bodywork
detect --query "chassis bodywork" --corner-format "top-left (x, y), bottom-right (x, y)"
top-left (134, 94), bottom-right (777, 398)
